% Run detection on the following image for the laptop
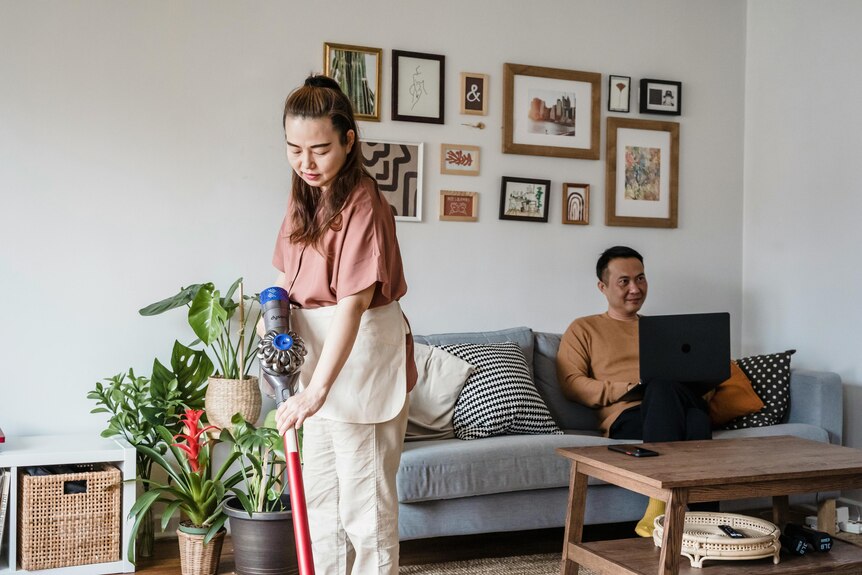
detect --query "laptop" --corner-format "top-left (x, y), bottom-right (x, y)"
top-left (620, 312), bottom-right (731, 401)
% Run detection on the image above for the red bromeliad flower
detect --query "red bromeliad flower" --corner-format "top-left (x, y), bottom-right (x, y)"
top-left (173, 408), bottom-right (217, 473)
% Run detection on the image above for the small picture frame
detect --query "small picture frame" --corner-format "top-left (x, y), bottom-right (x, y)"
top-left (460, 72), bottom-right (489, 115)
top-left (562, 183), bottom-right (590, 225)
top-left (639, 79), bottom-right (682, 116)
top-left (360, 139), bottom-right (424, 222)
top-left (392, 50), bottom-right (445, 124)
top-left (439, 191), bottom-right (478, 222)
top-left (440, 143), bottom-right (480, 176)
top-left (499, 176), bottom-right (551, 222)
top-left (323, 42), bottom-right (382, 121)
top-left (608, 75), bottom-right (631, 113)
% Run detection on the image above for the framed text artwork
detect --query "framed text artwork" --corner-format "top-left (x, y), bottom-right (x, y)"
top-left (562, 183), bottom-right (590, 225)
top-left (605, 117), bottom-right (679, 228)
top-left (639, 78), bottom-right (682, 116)
top-left (360, 139), bottom-right (424, 222)
top-left (499, 176), bottom-right (551, 222)
top-left (439, 191), bottom-right (478, 222)
top-left (503, 63), bottom-right (601, 160)
top-left (392, 50), bottom-right (445, 124)
top-left (440, 143), bottom-right (480, 176)
top-left (323, 42), bottom-right (382, 121)
top-left (460, 72), bottom-right (489, 115)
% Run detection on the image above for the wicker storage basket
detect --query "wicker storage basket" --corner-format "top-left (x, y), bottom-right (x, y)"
top-left (653, 512), bottom-right (781, 568)
top-left (18, 462), bottom-right (121, 570)
top-left (205, 376), bottom-right (261, 428)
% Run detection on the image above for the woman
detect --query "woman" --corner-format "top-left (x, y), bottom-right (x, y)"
top-left (271, 75), bottom-right (416, 575)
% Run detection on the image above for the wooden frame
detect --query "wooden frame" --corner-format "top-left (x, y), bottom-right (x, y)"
top-left (503, 63), bottom-right (601, 160)
top-left (392, 50), bottom-right (445, 124)
top-left (608, 75), bottom-right (631, 113)
top-left (439, 191), bottom-right (478, 222)
top-left (360, 139), bottom-right (424, 222)
top-left (440, 143), bottom-right (480, 176)
top-left (562, 183), bottom-right (590, 225)
top-left (639, 78), bottom-right (682, 116)
top-left (460, 72), bottom-right (489, 115)
top-left (323, 42), bottom-right (382, 121)
top-left (605, 117), bottom-right (679, 228)
top-left (499, 176), bottom-right (551, 222)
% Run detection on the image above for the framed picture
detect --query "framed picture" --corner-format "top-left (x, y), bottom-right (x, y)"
top-left (605, 117), bottom-right (679, 228)
top-left (439, 191), bottom-right (478, 222)
top-left (392, 50), bottom-right (444, 124)
top-left (639, 78), bottom-right (682, 116)
top-left (562, 183), bottom-right (590, 225)
top-left (323, 42), bottom-right (382, 121)
top-left (503, 63), bottom-right (601, 160)
top-left (440, 143), bottom-right (480, 176)
top-left (499, 176), bottom-right (551, 222)
top-left (608, 75), bottom-right (631, 113)
top-left (360, 139), bottom-right (424, 222)
top-left (460, 72), bottom-right (489, 115)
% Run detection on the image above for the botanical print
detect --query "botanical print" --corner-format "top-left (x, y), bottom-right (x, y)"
top-left (505, 183), bottom-right (546, 218)
top-left (327, 47), bottom-right (378, 117)
top-left (625, 146), bottom-right (661, 201)
top-left (445, 149), bottom-right (473, 167)
top-left (527, 89), bottom-right (576, 136)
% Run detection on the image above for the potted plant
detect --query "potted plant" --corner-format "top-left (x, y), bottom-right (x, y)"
top-left (128, 408), bottom-right (244, 575)
top-left (220, 414), bottom-right (298, 575)
top-left (139, 278), bottom-right (263, 428)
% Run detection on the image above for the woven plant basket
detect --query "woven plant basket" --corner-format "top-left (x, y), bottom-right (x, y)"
top-left (177, 526), bottom-right (225, 575)
top-left (205, 376), bottom-right (261, 428)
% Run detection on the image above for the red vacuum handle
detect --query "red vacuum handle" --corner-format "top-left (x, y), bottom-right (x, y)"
top-left (283, 427), bottom-right (314, 575)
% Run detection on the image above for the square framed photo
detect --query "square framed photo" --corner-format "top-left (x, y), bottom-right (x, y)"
top-left (608, 75), bottom-right (631, 113)
top-left (360, 139), bottom-right (424, 222)
top-left (562, 183), bottom-right (590, 225)
top-left (503, 63), bottom-right (601, 160)
top-left (639, 79), bottom-right (682, 116)
top-left (439, 191), bottom-right (478, 222)
top-left (440, 143), bottom-right (480, 176)
top-left (499, 176), bottom-right (551, 222)
top-left (605, 117), bottom-right (679, 228)
top-left (392, 50), bottom-right (444, 124)
top-left (323, 42), bottom-right (382, 121)
top-left (460, 72), bottom-right (489, 115)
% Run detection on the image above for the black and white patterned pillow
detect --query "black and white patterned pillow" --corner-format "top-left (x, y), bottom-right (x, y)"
top-left (722, 349), bottom-right (795, 429)
top-left (441, 342), bottom-right (562, 440)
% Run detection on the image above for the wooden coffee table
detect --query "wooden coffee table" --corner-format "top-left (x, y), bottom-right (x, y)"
top-left (557, 435), bottom-right (862, 575)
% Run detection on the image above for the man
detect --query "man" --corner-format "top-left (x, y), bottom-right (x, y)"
top-left (556, 246), bottom-right (711, 536)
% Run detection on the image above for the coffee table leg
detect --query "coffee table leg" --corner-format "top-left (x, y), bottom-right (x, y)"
top-left (818, 497), bottom-right (837, 535)
top-left (658, 488), bottom-right (688, 575)
top-left (773, 495), bottom-right (790, 530)
top-left (561, 461), bottom-right (588, 575)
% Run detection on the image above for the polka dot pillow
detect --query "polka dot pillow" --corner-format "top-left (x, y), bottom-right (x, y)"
top-left (722, 349), bottom-right (796, 429)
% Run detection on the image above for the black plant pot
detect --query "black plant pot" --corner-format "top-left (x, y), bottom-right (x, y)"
top-left (225, 496), bottom-right (299, 575)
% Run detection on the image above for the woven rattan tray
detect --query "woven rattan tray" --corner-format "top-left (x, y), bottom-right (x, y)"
top-left (653, 512), bottom-right (781, 568)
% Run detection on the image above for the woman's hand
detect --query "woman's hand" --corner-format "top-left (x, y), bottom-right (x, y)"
top-left (275, 385), bottom-right (328, 434)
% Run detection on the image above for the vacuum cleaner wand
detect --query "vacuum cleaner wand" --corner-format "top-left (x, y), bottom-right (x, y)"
top-left (258, 287), bottom-right (314, 575)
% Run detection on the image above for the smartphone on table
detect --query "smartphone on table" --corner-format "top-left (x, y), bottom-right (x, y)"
top-left (607, 444), bottom-right (659, 457)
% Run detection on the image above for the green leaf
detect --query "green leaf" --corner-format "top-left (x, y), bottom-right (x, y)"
top-left (138, 284), bottom-right (204, 316)
top-left (170, 340), bottom-right (212, 408)
top-left (188, 283), bottom-right (227, 346)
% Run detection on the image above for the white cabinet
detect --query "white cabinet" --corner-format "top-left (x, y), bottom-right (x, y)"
top-left (0, 435), bottom-right (136, 575)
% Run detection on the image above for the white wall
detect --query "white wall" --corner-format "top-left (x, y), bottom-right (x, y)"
top-left (743, 1), bottom-right (862, 482)
top-left (0, 0), bottom-right (747, 436)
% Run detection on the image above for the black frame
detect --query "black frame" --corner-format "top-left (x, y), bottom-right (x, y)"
top-left (392, 50), bottom-right (445, 124)
top-left (639, 78), bottom-right (682, 116)
top-left (608, 75), bottom-right (631, 113)
top-left (499, 176), bottom-right (551, 222)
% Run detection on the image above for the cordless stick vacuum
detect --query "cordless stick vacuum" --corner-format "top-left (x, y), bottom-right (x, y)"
top-left (257, 287), bottom-right (314, 575)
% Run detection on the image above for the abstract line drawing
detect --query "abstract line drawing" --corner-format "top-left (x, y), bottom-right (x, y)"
top-left (562, 183), bottom-right (590, 225)
top-left (360, 140), bottom-right (424, 222)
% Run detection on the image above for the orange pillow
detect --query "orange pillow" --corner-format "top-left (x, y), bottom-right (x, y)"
top-left (707, 362), bottom-right (765, 427)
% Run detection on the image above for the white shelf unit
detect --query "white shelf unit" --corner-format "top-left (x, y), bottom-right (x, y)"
top-left (0, 435), bottom-right (136, 575)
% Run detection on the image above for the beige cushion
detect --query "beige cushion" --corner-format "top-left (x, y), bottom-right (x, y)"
top-left (406, 343), bottom-right (475, 441)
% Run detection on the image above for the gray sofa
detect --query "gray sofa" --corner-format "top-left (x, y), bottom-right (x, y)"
top-left (397, 327), bottom-right (843, 540)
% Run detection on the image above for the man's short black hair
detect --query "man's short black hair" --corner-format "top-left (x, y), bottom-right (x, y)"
top-left (596, 246), bottom-right (644, 282)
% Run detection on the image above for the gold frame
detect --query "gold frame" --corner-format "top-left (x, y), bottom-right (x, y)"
top-left (605, 117), bottom-right (679, 228)
top-left (439, 191), bottom-right (478, 222)
top-left (460, 72), bottom-right (489, 115)
top-left (503, 63), bottom-right (601, 160)
top-left (562, 183), bottom-right (590, 225)
top-left (323, 42), bottom-right (383, 122)
top-left (440, 143), bottom-right (480, 176)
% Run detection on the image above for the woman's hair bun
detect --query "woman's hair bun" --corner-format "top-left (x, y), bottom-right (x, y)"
top-left (304, 75), bottom-right (342, 91)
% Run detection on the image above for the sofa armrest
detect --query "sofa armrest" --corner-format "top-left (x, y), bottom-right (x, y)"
top-left (786, 369), bottom-right (843, 445)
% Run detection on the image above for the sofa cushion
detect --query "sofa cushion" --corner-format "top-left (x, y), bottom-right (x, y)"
top-left (707, 362), bottom-right (765, 427)
top-left (723, 350), bottom-right (795, 429)
top-left (442, 342), bottom-right (561, 439)
top-left (533, 332), bottom-right (599, 431)
top-left (406, 343), bottom-right (475, 441)
top-left (414, 326), bottom-right (534, 374)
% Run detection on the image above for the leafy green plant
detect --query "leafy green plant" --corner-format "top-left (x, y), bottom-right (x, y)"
top-left (139, 278), bottom-right (261, 379)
